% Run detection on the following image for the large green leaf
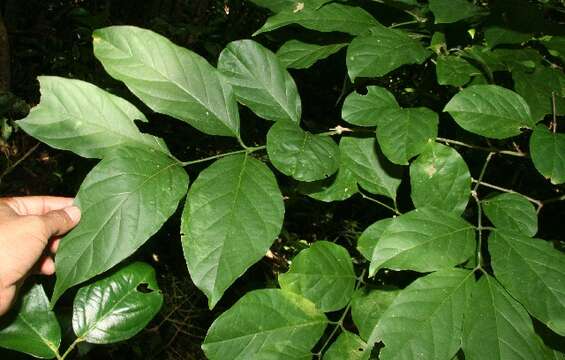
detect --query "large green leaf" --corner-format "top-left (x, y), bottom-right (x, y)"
top-left (52, 147), bottom-right (188, 305)
top-left (410, 142), bottom-right (471, 215)
top-left (202, 289), bottom-right (327, 359)
top-left (357, 218), bottom-right (394, 261)
top-left (482, 193), bottom-right (537, 237)
top-left (323, 331), bottom-right (370, 360)
top-left (0, 284), bottom-right (60, 359)
top-left (530, 125), bottom-right (565, 185)
top-left (484, 26), bottom-right (531, 49)
top-left (17, 76), bottom-right (168, 159)
top-left (376, 107), bottom-right (439, 165)
top-left (73, 262), bottom-right (163, 344)
top-left (489, 230), bottom-right (565, 336)
top-left (277, 40), bottom-right (347, 69)
top-left (429, 0), bottom-right (481, 24)
top-left (513, 67), bottom-right (565, 122)
top-left (342, 86), bottom-right (399, 127)
top-left (267, 120), bottom-right (339, 182)
top-left (462, 275), bottom-right (544, 360)
top-left (254, 3), bottom-right (379, 36)
top-left (351, 288), bottom-right (399, 341)
top-left (435, 55), bottom-right (479, 87)
top-left (444, 85), bottom-right (534, 139)
top-left (374, 269), bottom-right (474, 359)
top-left (369, 207), bottom-right (475, 275)
top-left (182, 154), bottom-right (284, 308)
top-left (340, 137), bottom-right (402, 199)
top-left (279, 241), bottom-right (356, 312)
top-left (93, 26), bottom-right (240, 137)
top-left (218, 40), bottom-right (301, 123)
top-left (347, 26), bottom-right (430, 80)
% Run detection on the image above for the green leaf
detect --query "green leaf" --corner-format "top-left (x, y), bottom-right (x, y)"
top-left (482, 193), bottom-right (537, 237)
top-left (93, 26), bottom-right (240, 137)
top-left (494, 48), bottom-right (545, 73)
top-left (484, 26), bottom-right (531, 48)
top-left (72, 262), bottom-right (163, 344)
top-left (279, 241), bottom-right (356, 312)
top-left (369, 207), bottom-right (475, 275)
top-left (376, 107), bottom-right (439, 165)
top-left (530, 125), bottom-right (565, 185)
top-left (462, 275), bottom-right (545, 360)
top-left (52, 147), bottom-right (188, 305)
top-left (340, 137), bottom-right (402, 199)
top-left (429, 0), bottom-right (481, 24)
top-left (541, 36), bottom-right (565, 60)
top-left (323, 331), bottom-right (370, 360)
top-left (436, 55), bottom-right (479, 87)
top-left (347, 26), bottom-right (430, 80)
top-left (374, 269), bottom-right (474, 359)
top-left (17, 76), bottom-right (169, 159)
top-left (0, 284), bottom-right (60, 359)
top-left (277, 40), bottom-right (347, 69)
top-left (202, 289), bottom-right (327, 359)
top-left (444, 85), bottom-right (534, 139)
top-left (410, 142), bottom-right (471, 215)
top-left (351, 288), bottom-right (399, 341)
top-left (267, 120), bottom-right (339, 181)
top-left (514, 67), bottom-right (565, 123)
top-left (357, 218), bottom-right (394, 261)
top-left (489, 230), bottom-right (565, 336)
top-left (254, 3), bottom-right (379, 36)
top-left (182, 154), bottom-right (285, 308)
top-left (218, 40), bottom-right (302, 123)
top-left (342, 86), bottom-right (399, 127)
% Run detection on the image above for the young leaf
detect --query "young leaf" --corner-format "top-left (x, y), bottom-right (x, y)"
top-left (357, 218), bottom-right (394, 261)
top-left (376, 107), bottom-right (439, 165)
top-left (72, 262), bottom-right (163, 344)
top-left (340, 137), bottom-right (402, 199)
top-left (429, 0), bottom-right (481, 24)
top-left (202, 289), bottom-right (327, 359)
top-left (323, 331), bottom-right (370, 360)
top-left (435, 55), bottom-right (479, 87)
top-left (484, 26), bottom-right (531, 49)
top-left (276, 40), bottom-right (346, 69)
top-left (342, 86), bottom-right (399, 127)
top-left (374, 269), bottom-right (474, 359)
top-left (410, 142), bottom-right (472, 215)
top-left (530, 125), bottom-right (565, 185)
top-left (181, 155), bottom-right (284, 308)
top-left (279, 241), bottom-right (356, 312)
top-left (369, 207), bottom-right (475, 275)
top-left (0, 284), bottom-right (60, 359)
top-left (52, 147), bottom-right (188, 305)
top-left (347, 26), bottom-right (430, 80)
top-left (218, 40), bottom-right (302, 123)
top-left (444, 85), bottom-right (533, 139)
top-left (351, 288), bottom-right (399, 341)
top-left (93, 26), bottom-right (240, 137)
top-left (17, 76), bottom-right (169, 159)
top-left (462, 275), bottom-right (545, 360)
top-left (267, 120), bottom-right (339, 182)
top-left (482, 193), bottom-right (537, 237)
top-left (489, 230), bottom-right (565, 336)
top-left (513, 67), bottom-right (565, 122)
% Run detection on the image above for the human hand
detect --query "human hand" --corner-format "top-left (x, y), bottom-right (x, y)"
top-left (0, 196), bottom-right (81, 315)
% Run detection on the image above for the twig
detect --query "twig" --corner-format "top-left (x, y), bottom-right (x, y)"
top-left (180, 145), bottom-right (266, 167)
top-left (472, 152), bottom-right (494, 270)
top-left (551, 92), bottom-right (558, 133)
top-left (0, 142), bottom-right (39, 181)
top-left (436, 137), bottom-right (526, 157)
top-left (471, 179), bottom-right (543, 209)
top-left (359, 191), bottom-right (401, 215)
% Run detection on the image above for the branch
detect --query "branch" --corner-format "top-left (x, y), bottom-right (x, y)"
top-left (436, 137), bottom-right (526, 157)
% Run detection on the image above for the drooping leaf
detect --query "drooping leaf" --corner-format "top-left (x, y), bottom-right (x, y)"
top-left (218, 40), bottom-right (302, 123)
top-left (347, 26), bottom-right (430, 80)
top-left (484, 26), bottom-right (531, 48)
top-left (17, 76), bottom-right (169, 159)
top-left (462, 275), bottom-right (545, 360)
top-left (182, 154), bottom-right (284, 308)
top-left (369, 207), bottom-right (475, 275)
top-left (435, 55), bottom-right (479, 87)
top-left (376, 107), bottom-right (439, 165)
top-left (374, 269), bottom-right (474, 359)
top-left (429, 0), bottom-right (481, 24)
top-left (267, 120), bottom-right (339, 181)
top-left (340, 137), bottom-right (402, 199)
top-left (351, 288), bottom-right (399, 341)
top-left (489, 230), bottom-right (565, 336)
top-left (342, 86), bottom-right (399, 127)
top-left (357, 218), bottom-right (394, 261)
top-left (410, 142), bottom-right (471, 215)
top-left (254, 3), bottom-right (379, 36)
top-left (72, 262), bottom-right (163, 344)
top-left (277, 40), bottom-right (347, 69)
top-left (93, 26), bottom-right (240, 137)
top-left (444, 85), bottom-right (534, 139)
top-left (279, 241), bottom-right (356, 312)
top-left (482, 193), bottom-right (537, 237)
top-left (513, 67), bottom-right (565, 122)
top-left (530, 125), bottom-right (565, 185)
top-left (52, 147), bottom-right (188, 305)
top-left (202, 289), bottom-right (327, 359)
top-left (0, 284), bottom-right (60, 359)
top-left (323, 331), bottom-right (370, 360)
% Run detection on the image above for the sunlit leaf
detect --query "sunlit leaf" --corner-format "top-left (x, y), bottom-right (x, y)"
top-left (357, 218), bottom-right (394, 261)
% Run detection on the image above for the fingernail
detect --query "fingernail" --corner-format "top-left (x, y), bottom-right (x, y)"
top-left (64, 206), bottom-right (81, 223)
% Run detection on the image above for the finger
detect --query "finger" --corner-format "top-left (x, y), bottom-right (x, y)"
top-left (36, 256), bottom-right (55, 275)
top-left (39, 206), bottom-right (81, 237)
top-left (49, 237), bottom-right (61, 253)
top-left (1, 196), bottom-right (75, 216)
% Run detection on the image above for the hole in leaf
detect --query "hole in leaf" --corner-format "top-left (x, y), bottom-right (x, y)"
top-left (136, 282), bottom-right (154, 294)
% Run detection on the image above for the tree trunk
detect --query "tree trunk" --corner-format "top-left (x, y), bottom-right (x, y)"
top-left (0, 14), bottom-right (9, 92)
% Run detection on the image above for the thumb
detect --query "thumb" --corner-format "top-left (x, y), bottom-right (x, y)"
top-left (40, 206), bottom-right (81, 237)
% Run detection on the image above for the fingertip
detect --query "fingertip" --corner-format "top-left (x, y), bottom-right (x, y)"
top-left (63, 206), bottom-right (81, 224)
top-left (49, 238), bottom-right (60, 253)
top-left (38, 256), bottom-right (55, 275)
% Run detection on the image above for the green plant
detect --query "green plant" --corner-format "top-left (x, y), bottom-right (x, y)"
top-left (1, 0), bottom-right (565, 359)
